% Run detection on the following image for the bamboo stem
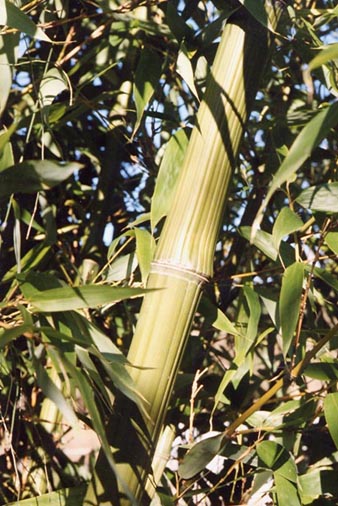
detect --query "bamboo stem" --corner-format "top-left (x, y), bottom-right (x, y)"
top-left (85, 4), bottom-right (282, 505)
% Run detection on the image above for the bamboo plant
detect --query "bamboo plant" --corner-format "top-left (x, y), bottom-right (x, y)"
top-left (85, 3), bottom-right (283, 505)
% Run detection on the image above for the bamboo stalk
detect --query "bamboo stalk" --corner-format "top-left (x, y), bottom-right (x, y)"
top-left (85, 4), bottom-right (282, 505)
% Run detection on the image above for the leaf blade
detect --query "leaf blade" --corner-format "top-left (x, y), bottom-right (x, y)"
top-left (27, 284), bottom-right (149, 312)
top-left (279, 262), bottom-right (304, 355)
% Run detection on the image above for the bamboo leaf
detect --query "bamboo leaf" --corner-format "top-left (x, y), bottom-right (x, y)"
top-left (151, 129), bottom-right (189, 230)
top-left (309, 43), bottom-right (338, 70)
top-left (135, 228), bottom-right (155, 283)
top-left (27, 284), bottom-right (149, 312)
top-left (106, 253), bottom-right (138, 282)
top-left (0, 32), bottom-right (19, 116)
top-left (256, 441), bottom-right (297, 482)
top-left (62, 356), bottom-right (131, 499)
top-left (0, 1), bottom-right (51, 41)
top-left (253, 102), bottom-right (338, 237)
top-left (0, 324), bottom-right (34, 349)
top-left (39, 67), bottom-right (68, 107)
top-left (33, 357), bottom-right (79, 427)
top-left (6, 485), bottom-right (86, 506)
top-left (0, 160), bottom-right (82, 196)
top-left (272, 207), bottom-right (303, 250)
top-left (324, 393), bottom-right (338, 450)
top-left (240, 226), bottom-right (278, 260)
top-left (304, 362), bottom-right (338, 381)
top-left (133, 47), bottom-right (162, 134)
top-left (312, 266), bottom-right (338, 292)
top-left (243, 286), bottom-right (261, 346)
top-left (178, 433), bottom-right (224, 479)
top-left (279, 262), bottom-right (304, 355)
top-left (199, 296), bottom-right (241, 336)
top-left (299, 470), bottom-right (338, 502)
top-left (238, 0), bottom-right (273, 31)
top-left (296, 182), bottom-right (338, 213)
top-left (176, 42), bottom-right (200, 101)
top-left (275, 474), bottom-right (301, 506)
top-left (325, 232), bottom-right (338, 255)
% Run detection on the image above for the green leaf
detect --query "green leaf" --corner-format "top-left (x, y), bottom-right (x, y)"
top-left (0, 160), bottom-right (82, 196)
top-left (133, 47), bottom-right (162, 134)
top-left (304, 362), bottom-right (338, 381)
top-left (299, 470), bottom-right (338, 503)
top-left (296, 182), bottom-right (338, 213)
top-left (0, 139), bottom-right (14, 171)
top-left (325, 232), bottom-right (338, 255)
top-left (256, 441), bottom-right (297, 482)
top-left (324, 393), bottom-right (338, 450)
top-left (199, 296), bottom-right (240, 336)
top-left (275, 474), bottom-right (301, 506)
top-left (39, 67), bottom-right (69, 107)
top-left (309, 43), bottom-right (338, 70)
top-left (0, 33), bottom-right (19, 116)
top-left (272, 208), bottom-right (303, 250)
top-left (0, 324), bottom-right (34, 349)
top-left (178, 433), bottom-right (224, 479)
top-left (135, 228), bottom-right (155, 283)
top-left (253, 102), bottom-right (338, 236)
top-left (176, 42), bottom-right (199, 101)
top-left (151, 129), bottom-right (189, 229)
top-left (238, 0), bottom-right (276, 33)
top-left (243, 286), bottom-right (261, 346)
top-left (33, 357), bottom-right (79, 427)
top-left (6, 485), bottom-right (86, 506)
top-left (1, 244), bottom-right (51, 283)
top-left (1, 0), bottom-right (51, 41)
top-left (61, 356), bottom-right (132, 499)
top-left (106, 253), bottom-right (138, 282)
top-left (312, 266), bottom-right (338, 292)
top-left (240, 226), bottom-right (278, 260)
top-left (279, 262), bottom-right (304, 355)
top-left (27, 284), bottom-right (149, 312)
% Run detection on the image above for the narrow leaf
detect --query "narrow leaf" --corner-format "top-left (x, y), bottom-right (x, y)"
top-left (253, 102), bottom-right (338, 236)
top-left (325, 232), bottom-right (338, 255)
top-left (135, 228), bottom-right (155, 283)
top-left (28, 284), bottom-right (149, 312)
top-left (39, 67), bottom-right (68, 107)
top-left (0, 33), bottom-right (19, 116)
top-left (151, 129), bottom-right (188, 229)
top-left (275, 474), bottom-right (301, 506)
top-left (178, 433), bottom-right (224, 479)
top-left (238, 0), bottom-right (274, 32)
top-left (309, 43), bottom-right (338, 70)
top-left (312, 266), bottom-right (338, 292)
top-left (299, 470), bottom-right (338, 501)
top-left (6, 485), bottom-right (86, 506)
top-left (133, 47), bottom-right (162, 133)
top-left (296, 182), bottom-right (338, 213)
top-left (324, 392), bottom-right (338, 450)
top-left (199, 296), bottom-right (241, 336)
top-left (0, 160), bottom-right (82, 196)
top-left (106, 253), bottom-right (138, 282)
top-left (1, 1), bottom-right (51, 41)
top-left (257, 441), bottom-right (297, 482)
top-left (272, 207), bottom-right (303, 250)
top-left (279, 262), bottom-right (304, 355)
top-left (0, 324), bottom-right (34, 349)
top-left (34, 359), bottom-right (79, 427)
top-left (176, 43), bottom-right (200, 101)
top-left (304, 362), bottom-right (338, 381)
top-left (240, 226), bottom-right (278, 260)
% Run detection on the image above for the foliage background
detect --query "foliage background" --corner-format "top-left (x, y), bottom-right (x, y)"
top-left (0, 0), bottom-right (338, 505)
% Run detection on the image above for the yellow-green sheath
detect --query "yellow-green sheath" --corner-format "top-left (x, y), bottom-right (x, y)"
top-left (85, 4), bottom-right (282, 505)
